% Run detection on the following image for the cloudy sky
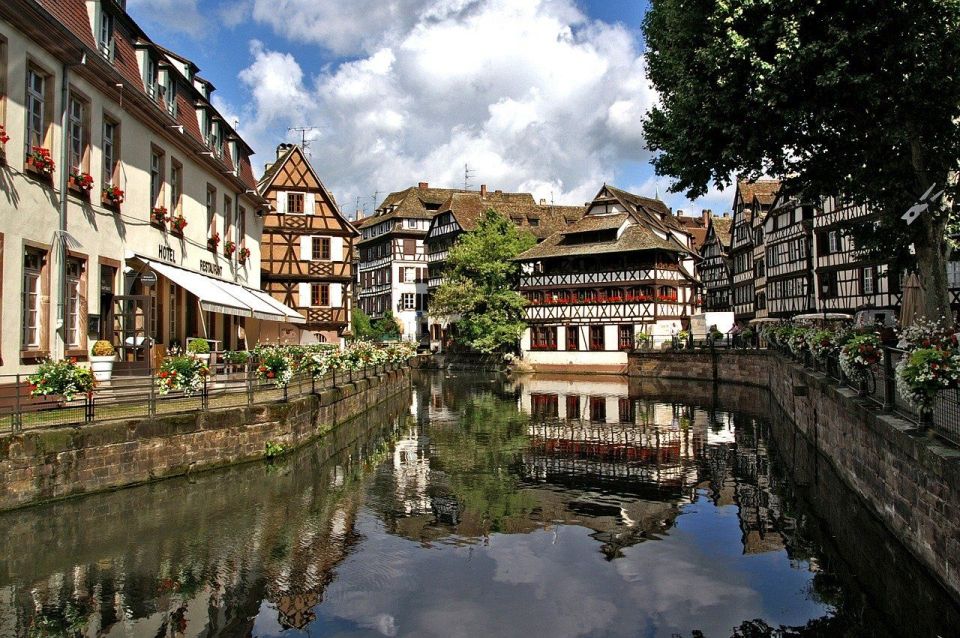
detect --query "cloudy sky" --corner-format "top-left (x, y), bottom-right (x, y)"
top-left (127, 0), bottom-right (732, 218)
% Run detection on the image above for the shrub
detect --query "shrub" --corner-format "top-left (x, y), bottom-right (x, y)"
top-left (28, 359), bottom-right (94, 401)
top-left (187, 339), bottom-right (210, 355)
top-left (91, 340), bottom-right (116, 357)
top-left (222, 350), bottom-right (250, 365)
top-left (265, 441), bottom-right (287, 459)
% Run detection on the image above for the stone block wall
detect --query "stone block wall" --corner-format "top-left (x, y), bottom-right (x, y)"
top-left (0, 369), bottom-right (410, 511)
top-left (629, 350), bottom-right (960, 603)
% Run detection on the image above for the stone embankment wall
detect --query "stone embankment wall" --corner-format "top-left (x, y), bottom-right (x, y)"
top-left (0, 368), bottom-right (409, 511)
top-left (629, 350), bottom-right (960, 603)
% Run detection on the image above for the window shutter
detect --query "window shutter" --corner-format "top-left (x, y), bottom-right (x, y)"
top-left (305, 192), bottom-right (316, 215)
top-left (276, 191), bottom-right (287, 215)
top-left (331, 237), bottom-right (343, 261)
top-left (331, 283), bottom-right (342, 308)
top-left (398, 268), bottom-right (405, 283)
top-left (298, 282), bottom-right (309, 307)
top-left (300, 236), bottom-right (310, 261)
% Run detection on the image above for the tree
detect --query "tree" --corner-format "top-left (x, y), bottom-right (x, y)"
top-left (643, 0), bottom-right (960, 323)
top-left (373, 310), bottom-right (402, 340)
top-left (430, 209), bottom-right (537, 353)
top-left (351, 307), bottom-right (376, 340)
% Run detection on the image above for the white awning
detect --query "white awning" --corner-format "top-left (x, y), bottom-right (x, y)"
top-left (137, 257), bottom-right (305, 324)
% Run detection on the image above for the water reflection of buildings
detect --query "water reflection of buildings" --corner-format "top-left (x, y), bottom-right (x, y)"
top-left (0, 394), bottom-right (412, 637)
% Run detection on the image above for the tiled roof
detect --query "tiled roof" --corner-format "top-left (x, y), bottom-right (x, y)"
top-left (517, 223), bottom-right (685, 260)
top-left (36, 0), bottom-right (96, 49)
top-left (438, 192), bottom-right (583, 239)
top-left (710, 216), bottom-right (734, 249)
top-left (559, 212), bottom-right (629, 234)
top-left (357, 186), bottom-right (467, 228)
top-left (737, 180), bottom-right (781, 206)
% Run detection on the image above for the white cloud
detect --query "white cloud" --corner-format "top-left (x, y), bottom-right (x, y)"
top-left (230, 0), bottom-right (661, 215)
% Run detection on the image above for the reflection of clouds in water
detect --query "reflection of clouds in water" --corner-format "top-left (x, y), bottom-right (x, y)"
top-left (371, 612), bottom-right (398, 636)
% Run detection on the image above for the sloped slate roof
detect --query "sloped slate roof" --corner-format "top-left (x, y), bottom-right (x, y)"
top-left (711, 216), bottom-right (734, 249)
top-left (558, 212), bottom-right (629, 234)
top-left (517, 223), bottom-right (684, 260)
top-left (737, 180), bottom-right (781, 207)
top-left (439, 192), bottom-right (583, 239)
top-left (357, 186), bottom-right (466, 228)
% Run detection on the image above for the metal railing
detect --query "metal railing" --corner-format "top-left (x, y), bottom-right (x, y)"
top-left (0, 360), bottom-right (407, 435)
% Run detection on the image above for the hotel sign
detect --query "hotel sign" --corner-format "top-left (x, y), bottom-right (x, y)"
top-left (158, 244), bottom-right (176, 263)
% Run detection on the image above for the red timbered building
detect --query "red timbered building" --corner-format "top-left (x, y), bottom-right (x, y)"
top-left (258, 144), bottom-right (358, 344)
top-left (516, 185), bottom-right (699, 372)
top-left (697, 214), bottom-right (734, 311)
top-left (763, 195), bottom-right (816, 318)
top-left (729, 180), bottom-right (780, 322)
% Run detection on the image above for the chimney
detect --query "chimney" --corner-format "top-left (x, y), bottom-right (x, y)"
top-left (539, 198), bottom-right (546, 205)
top-left (276, 143), bottom-right (290, 159)
top-left (480, 184), bottom-right (487, 197)
top-left (702, 209), bottom-right (711, 224)
top-left (355, 208), bottom-right (364, 221)
top-left (264, 162), bottom-right (274, 174)
top-left (495, 189), bottom-right (502, 195)
top-left (418, 181), bottom-right (429, 190)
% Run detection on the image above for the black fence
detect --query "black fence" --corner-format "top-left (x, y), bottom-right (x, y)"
top-left (0, 360), bottom-right (407, 435)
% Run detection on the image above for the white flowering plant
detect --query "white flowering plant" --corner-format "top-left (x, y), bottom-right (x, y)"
top-left (895, 346), bottom-right (960, 412)
top-left (156, 355), bottom-right (209, 396)
top-left (29, 358), bottom-right (95, 401)
top-left (806, 328), bottom-right (837, 361)
top-left (839, 333), bottom-right (881, 384)
top-left (789, 328), bottom-right (810, 358)
top-left (256, 348), bottom-right (294, 387)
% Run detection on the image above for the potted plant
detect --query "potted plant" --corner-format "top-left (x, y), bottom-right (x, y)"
top-left (238, 246), bottom-right (251, 265)
top-left (68, 169), bottom-right (94, 194)
top-left (171, 214), bottom-right (188, 235)
top-left (89, 340), bottom-right (117, 382)
top-left (896, 345), bottom-right (960, 416)
top-left (0, 124), bottom-right (9, 165)
top-left (102, 185), bottom-right (125, 208)
top-left (28, 358), bottom-right (95, 402)
top-left (222, 350), bottom-right (250, 379)
top-left (839, 333), bottom-right (881, 386)
top-left (224, 239), bottom-right (237, 257)
top-left (208, 232), bottom-right (221, 251)
top-left (256, 348), bottom-right (293, 387)
top-left (636, 332), bottom-right (653, 350)
top-left (151, 206), bottom-right (168, 226)
top-left (26, 146), bottom-right (55, 176)
top-left (187, 338), bottom-right (211, 363)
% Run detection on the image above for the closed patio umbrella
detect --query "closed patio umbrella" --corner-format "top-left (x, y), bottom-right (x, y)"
top-left (899, 273), bottom-right (922, 328)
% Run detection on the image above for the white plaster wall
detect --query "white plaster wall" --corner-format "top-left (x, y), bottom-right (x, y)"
top-left (522, 350), bottom-right (628, 367)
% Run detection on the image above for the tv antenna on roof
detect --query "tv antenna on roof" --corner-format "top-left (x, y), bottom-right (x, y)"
top-left (288, 126), bottom-right (318, 155)
top-left (464, 163), bottom-right (475, 191)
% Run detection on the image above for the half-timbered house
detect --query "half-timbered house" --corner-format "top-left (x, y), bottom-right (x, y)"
top-left (424, 187), bottom-right (583, 347)
top-left (355, 183), bottom-right (455, 340)
top-left (257, 144), bottom-right (358, 344)
top-left (763, 195), bottom-right (815, 318)
top-left (516, 185), bottom-right (699, 373)
top-left (812, 198), bottom-right (899, 318)
top-left (729, 180), bottom-right (780, 322)
top-left (697, 214), bottom-right (734, 311)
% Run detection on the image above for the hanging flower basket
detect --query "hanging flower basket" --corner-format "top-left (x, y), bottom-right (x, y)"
top-left (151, 206), bottom-right (169, 226)
top-left (208, 232), bottom-right (221, 251)
top-left (156, 355), bottom-right (209, 396)
top-left (171, 215), bottom-right (188, 234)
top-left (224, 240), bottom-right (237, 257)
top-left (896, 346), bottom-right (960, 413)
top-left (102, 185), bottom-right (125, 209)
top-left (255, 349), bottom-right (293, 387)
top-left (839, 333), bottom-right (881, 384)
top-left (26, 146), bottom-right (55, 176)
top-left (238, 246), bottom-right (251, 264)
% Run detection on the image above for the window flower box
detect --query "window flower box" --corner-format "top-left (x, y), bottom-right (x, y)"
top-left (0, 125), bottom-right (8, 166)
top-left (151, 206), bottom-right (169, 227)
top-left (26, 146), bottom-right (55, 177)
top-left (238, 247), bottom-right (251, 265)
top-left (224, 240), bottom-right (237, 257)
top-left (208, 232), bottom-right (221, 251)
top-left (68, 170), bottom-right (94, 195)
top-left (170, 215), bottom-right (188, 235)
top-left (102, 185), bottom-right (125, 209)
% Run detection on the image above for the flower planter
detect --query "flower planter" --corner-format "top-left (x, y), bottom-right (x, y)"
top-left (90, 355), bottom-right (116, 382)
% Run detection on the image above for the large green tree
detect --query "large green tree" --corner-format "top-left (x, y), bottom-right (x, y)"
top-left (430, 209), bottom-right (537, 353)
top-left (643, 0), bottom-right (960, 322)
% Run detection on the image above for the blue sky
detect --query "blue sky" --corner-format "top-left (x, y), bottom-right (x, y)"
top-left (127, 0), bottom-right (730, 217)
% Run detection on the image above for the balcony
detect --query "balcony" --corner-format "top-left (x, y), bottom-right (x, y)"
top-left (263, 260), bottom-right (352, 279)
top-left (520, 268), bottom-right (684, 289)
top-left (428, 277), bottom-right (444, 289)
top-left (298, 307), bottom-right (348, 326)
top-left (525, 301), bottom-right (689, 322)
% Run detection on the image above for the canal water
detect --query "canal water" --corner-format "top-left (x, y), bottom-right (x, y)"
top-left (1, 371), bottom-right (958, 637)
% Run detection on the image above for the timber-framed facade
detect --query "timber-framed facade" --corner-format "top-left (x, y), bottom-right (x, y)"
top-left (258, 144), bottom-right (358, 344)
top-left (763, 195), bottom-right (815, 318)
top-left (729, 180), bottom-right (780, 322)
top-left (697, 214), bottom-right (733, 311)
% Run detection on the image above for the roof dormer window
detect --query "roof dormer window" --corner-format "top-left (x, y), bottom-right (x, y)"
top-left (98, 8), bottom-right (115, 61)
top-left (144, 55), bottom-right (159, 99)
top-left (160, 70), bottom-right (177, 117)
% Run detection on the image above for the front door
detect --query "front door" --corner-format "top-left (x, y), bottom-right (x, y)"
top-left (112, 295), bottom-right (154, 375)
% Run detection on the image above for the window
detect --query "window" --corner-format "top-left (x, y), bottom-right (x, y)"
top-left (65, 259), bottom-right (84, 348)
top-left (618, 324), bottom-right (635, 351)
top-left (161, 71), bottom-right (177, 116)
top-left (22, 249), bottom-right (45, 349)
top-left (206, 186), bottom-right (217, 235)
top-left (589, 325), bottom-right (605, 351)
top-left (238, 207), bottom-right (246, 246)
top-left (26, 68), bottom-right (47, 150)
top-left (828, 231), bottom-right (841, 254)
top-left (145, 55), bottom-right (159, 99)
top-left (530, 394), bottom-right (559, 419)
top-left (170, 159), bottom-right (183, 214)
top-left (223, 195), bottom-right (232, 240)
top-left (618, 398), bottom-right (635, 423)
top-left (565, 395), bottom-right (580, 420)
top-left (150, 148), bottom-right (164, 208)
top-left (566, 326), bottom-right (579, 351)
top-left (311, 283), bottom-right (330, 307)
top-left (403, 239), bottom-right (416, 256)
top-left (405, 267), bottom-right (415, 282)
top-left (401, 292), bottom-right (415, 310)
top-left (589, 396), bottom-right (606, 422)
top-left (531, 326), bottom-right (557, 350)
top-left (98, 9), bottom-right (115, 60)
top-left (68, 95), bottom-right (88, 173)
top-left (948, 262), bottom-right (960, 288)
top-left (821, 271), bottom-right (838, 298)
top-left (288, 192), bottom-right (305, 214)
top-left (102, 117), bottom-right (119, 186)
top-left (312, 237), bottom-right (330, 261)
top-left (862, 266), bottom-right (876, 295)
